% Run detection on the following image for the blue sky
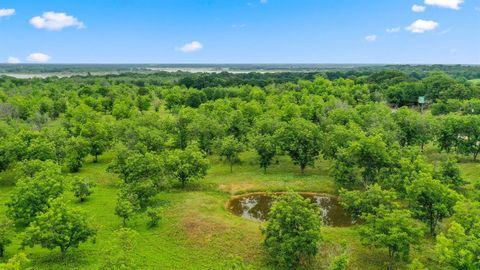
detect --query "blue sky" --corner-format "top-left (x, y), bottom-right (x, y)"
top-left (1, 0), bottom-right (479, 64)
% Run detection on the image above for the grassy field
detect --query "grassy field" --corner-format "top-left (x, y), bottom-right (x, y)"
top-left (0, 147), bottom-right (478, 269)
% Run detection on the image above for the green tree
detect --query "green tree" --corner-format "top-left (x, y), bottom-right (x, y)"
top-left (457, 115), bottom-right (480, 161)
top-left (333, 135), bottom-right (393, 188)
top-left (81, 121), bottom-right (110, 163)
top-left (6, 164), bottom-right (64, 226)
top-left (219, 136), bottom-right (243, 173)
top-left (115, 188), bottom-right (139, 226)
top-left (71, 177), bottom-right (96, 202)
top-left (339, 184), bottom-right (398, 220)
top-left (186, 113), bottom-right (224, 154)
top-left (452, 200), bottom-right (480, 235)
top-left (64, 136), bottom-right (90, 173)
top-left (436, 158), bottom-right (465, 189)
top-left (322, 123), bottom-right (363, 160)
top-left (276, 118), bottom-right (322, 174)
top-left (252, 134), bottom-right (277, 173)
top-left (435, 222), bottom-right (480, 270)
top-left (21, 198), bottom-right (96, 255)
top-left (328, 252), bottom-right (349, 270)
top-left (112, 99), bottom-right (134, 120)
top-left (406, 173), bottom-right (459, 235)
top-left (360, 208), bottom-right (425, 270)
top-left (146, 207), bottom-right (162, 228)
top-left (251, 116), bottom-right (281, 172)
top-left (0, 253), bottom-right (31, 270)
top-left (392, 108), bottom-right (433, 149)
top-left (109, 150), bottom-right (164, 208)
top-left (263, 192), bottom-right (322, 269)
top-left (101, 228), bottom-right (139, 270)
top-left (165, 145), bottom-right (209, 187)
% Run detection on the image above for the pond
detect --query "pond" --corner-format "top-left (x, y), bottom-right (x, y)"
top-left (227, 192), bottom-right (356, 227)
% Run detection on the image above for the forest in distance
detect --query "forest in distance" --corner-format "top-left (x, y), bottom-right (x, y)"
top-left (0, 66), bottom-right (479, 270)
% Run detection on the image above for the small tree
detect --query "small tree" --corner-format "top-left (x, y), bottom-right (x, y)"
top-left (115, 189), bottom-right (138, 226)
top-left (165, 144), bottom-right (209, 187)
top-left (276, 118), bottom-right (322, 174)
top-left (406, 173), bottom-right (459, 235)
top-left (146, 207), bottom-right (162, 228)
top-left (219, 136), bottom-right (243, 173)
top-left (252, 134), bottom-right (277, 173)
top-left (0, 253), bottom-right (31, 270)
top-left (71, 177), bottom-right (96, 202)
top-left (360, 208), bottom-right (424, 270)
top-left (329, 253), bottom-right (348, 270)
top-left (0, 220), bottom-right (12, 257)
top-left (22, 198), bottom-right (96, 255)
top-left (263, 192), bottom-right (322, 269)
top-left (101, 228), bottom-right (139, 270)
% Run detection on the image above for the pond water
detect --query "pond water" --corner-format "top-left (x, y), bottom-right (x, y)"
top-left (227, 193), bottom-right (355, 227)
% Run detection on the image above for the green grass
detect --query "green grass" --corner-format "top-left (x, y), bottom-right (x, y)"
top-left (0, 149), bottom-right (478, 269)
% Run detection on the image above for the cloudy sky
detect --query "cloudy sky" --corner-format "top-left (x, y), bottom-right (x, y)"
top-left (1, 0), bottom-right (479, 64)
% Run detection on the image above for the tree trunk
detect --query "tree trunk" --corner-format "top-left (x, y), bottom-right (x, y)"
top-left (300, 164), bottom-right (305, 175)
top-left (94, 153), bottom-right (98, 163)
top-left (230, 162), bottom-right (233, 173)
top-left (429, 206), bottom-right (436, 236)
top-left (60, 246), bottom-right (68, 257)
top-left (387, 249), bottom-right (395, 270)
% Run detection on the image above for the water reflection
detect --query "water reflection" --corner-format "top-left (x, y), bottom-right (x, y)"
top-left (227, 193), bottom-right (355, 227)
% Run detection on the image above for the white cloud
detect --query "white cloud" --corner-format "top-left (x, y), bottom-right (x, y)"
top-left (7, 57), bottom-right (20, 64)
top-left (412, 4), bottom-right (426, 12)
top-left (386, 27), bottom-right (401, 33)
top-left (27, 53), bottom-right (51, 63)
top-left (0, 8), bottom-right (15, 17)
top-left (176, 41), bottom-right (203, 53)
top-left (406, 19), bottom-right (439, 33)
top-left (424, 0), bottom-right (463, 10)
top-left (365, 35), bottom-right (377, 42)
top-left (30, 11), bottom-right (85, 31)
